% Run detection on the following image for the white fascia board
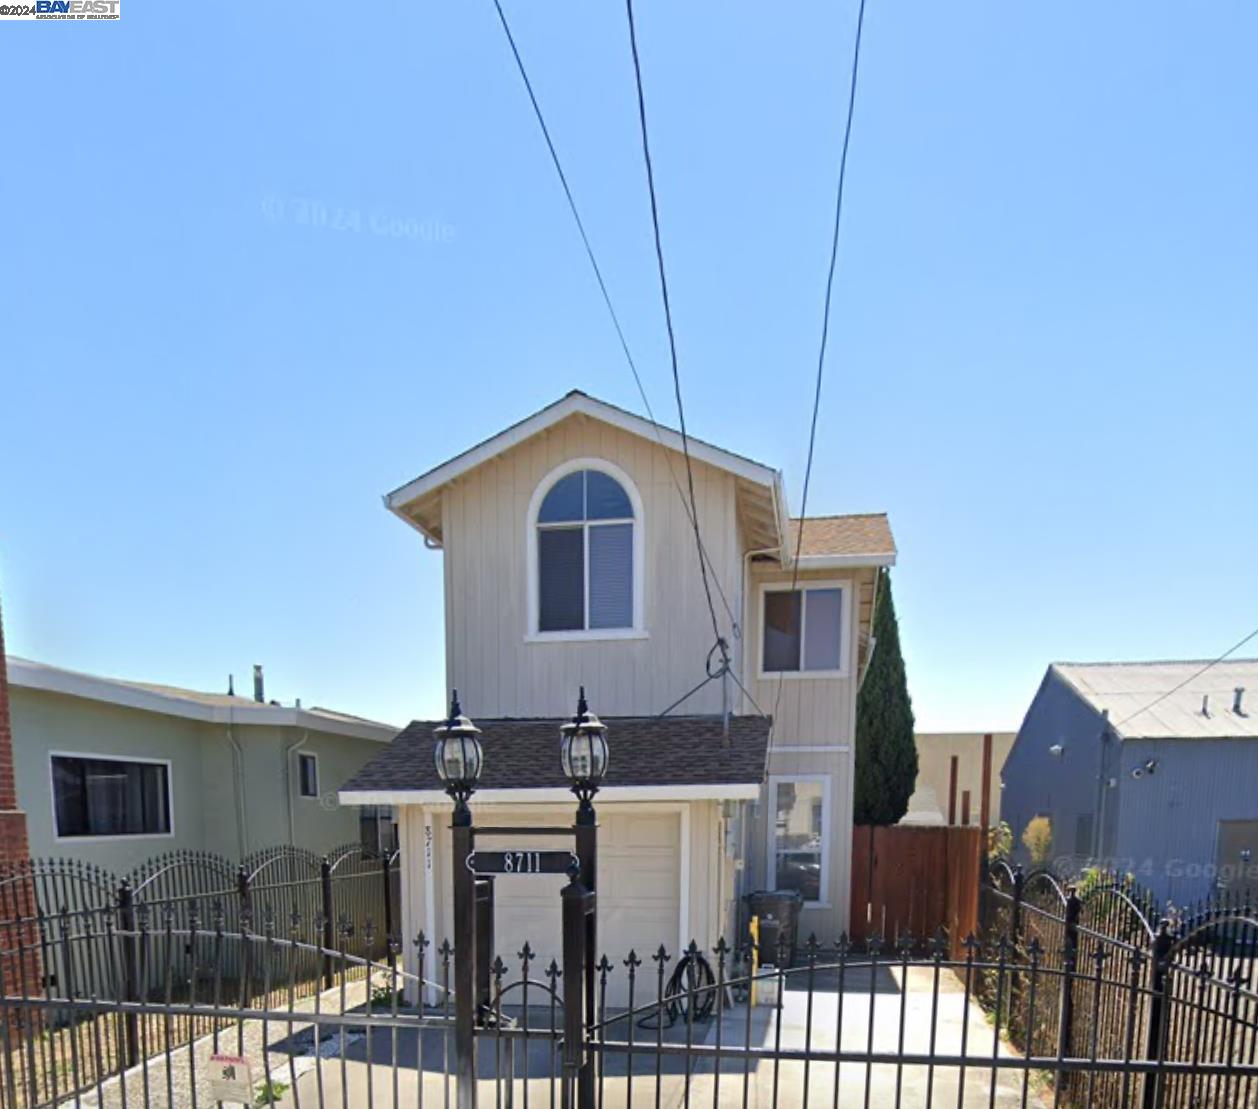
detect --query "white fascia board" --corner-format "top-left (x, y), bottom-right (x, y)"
top-left (773, 473), bottom-right (792, 559)
top-left (383, 496), bottom-right (443, 544)
top-left (384, 393), bottom-right (780, 515)
top-left (796, 552), bottom-right (897, 569)
top-left (338, 782), bottom-right (762, 807)
top-left (8, 659), bottom-right (397, 742)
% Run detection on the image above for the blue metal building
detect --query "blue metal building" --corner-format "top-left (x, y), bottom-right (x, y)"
top-left (1001, 659), bottom-right (1258, 906)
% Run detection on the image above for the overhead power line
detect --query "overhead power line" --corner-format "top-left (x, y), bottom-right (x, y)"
top-left (1112, 626), bottom-right (1258, 729)
top-left (622, 0), bottom-right (725, 655)
top-left (772, 0), bottom-right (871, 735)
top-left (486, 0), bottom-right (741, 642)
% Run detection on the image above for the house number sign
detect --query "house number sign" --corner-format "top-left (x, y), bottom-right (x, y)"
top-left (465, 850), bottom-right (578, 876)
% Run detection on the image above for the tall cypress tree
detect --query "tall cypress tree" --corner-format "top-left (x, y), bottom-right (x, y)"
top-left (853, 570), bottom-right (917, 825)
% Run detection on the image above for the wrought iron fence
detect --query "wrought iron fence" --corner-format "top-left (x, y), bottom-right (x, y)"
top-left (0, 846), bottom-right (399, 1009)
top-left (982, 859), bottom-right (1258, 1108)
top-left (2, 910), bottom-right (1257, 1107)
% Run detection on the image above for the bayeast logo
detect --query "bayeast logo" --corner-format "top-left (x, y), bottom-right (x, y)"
top-left (0, 0), bottom-right (120, 18)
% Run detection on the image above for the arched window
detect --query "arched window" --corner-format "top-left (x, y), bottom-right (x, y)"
top-left (529, 462), bottom-right (642, 635)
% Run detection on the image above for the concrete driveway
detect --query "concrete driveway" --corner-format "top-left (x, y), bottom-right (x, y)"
top-left (275, 964), bottom-right (1050, 1108)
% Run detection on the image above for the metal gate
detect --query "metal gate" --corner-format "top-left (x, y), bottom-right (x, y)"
top-left (3, 908), bottom-right (1258, 1108)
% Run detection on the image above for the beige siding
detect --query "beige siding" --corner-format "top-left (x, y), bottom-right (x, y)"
top-left (741, 565), bottom-right (876, 940)
top-left (441, 414), bottom-right (743, 718)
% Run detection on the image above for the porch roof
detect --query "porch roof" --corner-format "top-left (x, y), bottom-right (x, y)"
top-left (339, 714), bottom-right (771, 803)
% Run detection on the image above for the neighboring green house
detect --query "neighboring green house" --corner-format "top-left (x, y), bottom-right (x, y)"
top-left (5, 656), bottom-right (398, 872)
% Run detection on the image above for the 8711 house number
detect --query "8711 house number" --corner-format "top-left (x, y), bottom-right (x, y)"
top-left (466, 850), bottom-right (577, 876)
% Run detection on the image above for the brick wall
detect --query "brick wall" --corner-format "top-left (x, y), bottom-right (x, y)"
top-left (0, 592), bottom-right (39, 1010)
top-left (0, 594), bottom-right (16, 815)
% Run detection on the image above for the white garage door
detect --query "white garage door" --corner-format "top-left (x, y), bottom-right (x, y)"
top-left (475, 808), bottom-right (681, 1004)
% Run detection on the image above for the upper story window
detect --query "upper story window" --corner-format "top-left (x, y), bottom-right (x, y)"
top-left (759, 582), bottom-right (848, 677)
top-left (528, 460), bottom-right (644, 638)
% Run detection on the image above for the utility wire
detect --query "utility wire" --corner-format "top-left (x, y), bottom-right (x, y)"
top-left (622, 0), bottom-right (725, 655)
top-left (1112, 626), bottom-right (1258, 729)
top-left (486, 0), bottom-right (741, 642)
top-left (771, 0), bottom-right (871, 736)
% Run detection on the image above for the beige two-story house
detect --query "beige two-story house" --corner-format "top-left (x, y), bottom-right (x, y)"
top-left (341, 391), bottom-right (895, 986)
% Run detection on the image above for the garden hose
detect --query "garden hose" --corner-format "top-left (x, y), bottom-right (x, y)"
top-left (636, 950), bottom-right (718, 1029)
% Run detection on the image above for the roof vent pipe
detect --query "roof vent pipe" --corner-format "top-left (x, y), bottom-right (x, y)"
top-left (1235, 687), bottom-right (1247, 716)
top-left (1201, 694), bottom-right (1210, 717)
top-left (253, 664), bottom-right (265, 704)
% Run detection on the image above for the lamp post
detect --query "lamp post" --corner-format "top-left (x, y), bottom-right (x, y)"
top-left (560, 687), bottom-right (607, 1109)
top-left (435, 691), bottom-right (482, 1109)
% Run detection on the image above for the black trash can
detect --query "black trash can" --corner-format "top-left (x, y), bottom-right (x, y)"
top-left (743, 889), bottom-right (804, 966)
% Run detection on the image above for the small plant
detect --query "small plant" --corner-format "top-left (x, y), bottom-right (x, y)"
top-left (988, 820), bottom-right (1013, 860)
top-left (254, 1077), bottom-right (289, 1105)
top-left (1021, 816), bottom-right (1053, 866)
top-left (371, 984), bottom-right (401, 1009)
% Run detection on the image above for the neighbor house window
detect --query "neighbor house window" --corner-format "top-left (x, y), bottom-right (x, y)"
top-left (770, 778), bottom-right (828, 904)
top-left (298, 753), bottom-right (319, 798)
top-left (761, 584), bottom-right (846, 674)
top-left (531, 463), bottom-right (640, 634)
top-left (51, 755), bottom-right (172, 839)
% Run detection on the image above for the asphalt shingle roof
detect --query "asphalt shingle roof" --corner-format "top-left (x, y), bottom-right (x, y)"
top-left (341, 714), bottom-right (772, 793)
top-left (786, 514), bottom-right (896, 559)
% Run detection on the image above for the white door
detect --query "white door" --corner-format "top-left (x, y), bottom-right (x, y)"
top-left (475, 807), bottom-right (682, 1007)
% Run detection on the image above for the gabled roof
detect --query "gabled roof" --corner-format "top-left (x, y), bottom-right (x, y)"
top-left (785, 514), bottom-right (896, 568)
top-left (1053, 659), bottom-right (1258, 740)
top-left (384, 391), bottom-right (790, 550)
top-left (6, 656), bottom-right (398, 743)
top-left (338, 714), bottom-right (770, 804)
top-left (383, 390), bottom-right (896, 569)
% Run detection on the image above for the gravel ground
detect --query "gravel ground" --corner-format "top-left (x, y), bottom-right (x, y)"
top-left (69, 980), bottom-right (375, 1108)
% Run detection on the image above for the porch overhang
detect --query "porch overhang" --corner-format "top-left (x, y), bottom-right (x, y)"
top-left (338, 782), bottom-right (761, 807)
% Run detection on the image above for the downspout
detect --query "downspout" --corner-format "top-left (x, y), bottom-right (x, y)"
top-left (283, 729), bottom-right (310, 847)
top-left (224, 712), bottom-right (249, 858)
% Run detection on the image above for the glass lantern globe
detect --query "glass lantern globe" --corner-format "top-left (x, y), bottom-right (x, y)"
top-left (560, 687), bottom-right (608, 797)
top-left (433, 691), bottom-right (482, 806)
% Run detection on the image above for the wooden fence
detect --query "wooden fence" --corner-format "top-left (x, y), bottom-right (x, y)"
top-left (849, 824), bottom-right (983, 956)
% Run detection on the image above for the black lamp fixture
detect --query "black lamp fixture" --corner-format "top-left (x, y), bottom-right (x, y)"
top-left (434, 690), bottom-right (482, 825)
top-left (560, 686), bottom-right (609, 819)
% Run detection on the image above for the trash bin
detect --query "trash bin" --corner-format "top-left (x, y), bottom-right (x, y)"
top-left (743, 889), bottom-right (804, 966)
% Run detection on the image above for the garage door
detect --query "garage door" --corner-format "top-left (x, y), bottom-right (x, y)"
top-left (475, 808), bottom-right (681, 1005)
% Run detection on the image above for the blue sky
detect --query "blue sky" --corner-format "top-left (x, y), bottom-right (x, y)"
top-left (1, 1), bottom-right (1254, 733)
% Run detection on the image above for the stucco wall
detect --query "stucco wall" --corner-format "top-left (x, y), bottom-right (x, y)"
top-left (10, 687), bottom-right (386, 871)
top-left (914, 732), bottom-right (1015, 827)
top-left (11, 687), bottom-right (208, 872)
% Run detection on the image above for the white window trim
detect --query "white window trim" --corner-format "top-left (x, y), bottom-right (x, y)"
top-left (766, 773), bottom-right (832, 908)
top-left (525, 457), bottom-right (646, 642)
top-left (757, 579), bottom-right (852, 680)
top-left (298, 751), bottom-right (320, 799)
top-left (49, 750), bottom-right (176, 843)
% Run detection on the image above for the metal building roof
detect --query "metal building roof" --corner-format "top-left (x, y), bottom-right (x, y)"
top-left (1053, 659), bottom-right (1258, 740)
